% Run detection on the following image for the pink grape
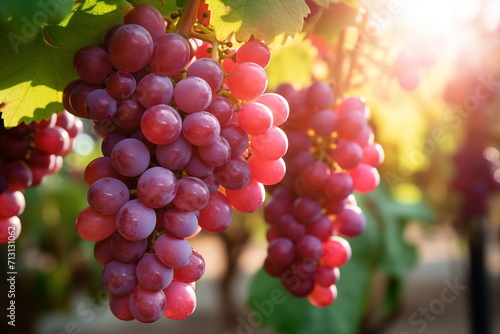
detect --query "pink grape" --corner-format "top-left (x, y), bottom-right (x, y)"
top-left (109, 24), bottom-right (154, 73)
top-left (256, 93), bottom-right (290, 126)
top-left (173, 76), bottom-right (212, 113)
top-left (225, 177), bottom-right (265, 213)
top-left (73, 46), bottom-right (113, 84)
top-left (123, 3), bottom-right (166, 40)
top-left (186, 58), bottom-right (224, 93)
top-left (250, 126), bottom-right (288, 160)
top-left (349, 163), bottom-right (380, 193)
top-left (136, 74), bottom-right (174, 108)
top-left (163, 281), bottom-right (197, 320)
top-left (149, 33), bottom-right (191, 76)
top-left (248, 155), bottom-right (286, 185)
top-left (101, 260), bottom-right (138, 296)
top-left (140, 104), bottom-right (182, 145)
top-left (87, 177), bottom-right (130, 215)
top-left (154, 233), bottom-right (193, 268)
top-left (171, 176), bottom-right (209, 212)
top-left (111, 138), bottom-right (150, 177)
top-left (106, 71), bottom-right (137, 99)
top-left (75, 207), bottom-right (116, 242)
top-left (156, 134), bottom-right (193, 170)
top-left (116, 199), bottom-right (156, 241)
top-left (137, 167), bottom-right (178, 208)
top-left (226, 62), bottom-right (268, 101)
top-left (182, 111), bottom-right (220, 146)
top-left (238, 102), bottom-right (273, 135)
top-left (235, 40), bottom-right (271, 68)
top-left (136, 253), bottom-right (174, 290)
top-left (198, 191), bottom-right (233, 233)
top-left (129, 284), bottom-right (166, 323)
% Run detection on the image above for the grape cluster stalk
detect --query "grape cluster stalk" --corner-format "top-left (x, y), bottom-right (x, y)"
top-left (0, 111), bottom-right (82, 243)
top-left (262, 81), bottom-right (384, 307)
top-left (64, 4), bottom-right (289, 322)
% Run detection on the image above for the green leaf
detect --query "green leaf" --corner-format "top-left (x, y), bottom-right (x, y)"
top-left (206, 0), bottom-right (310, 48)
top-left (128, 0), bottom-right (185, 17)
top-left (0, 0), bottom-right (132, 127)
top-left (356, 184), bottom-right (435, 314)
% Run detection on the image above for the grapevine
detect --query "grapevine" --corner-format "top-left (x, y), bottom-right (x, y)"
top-left (0, 111), bottom-right (82, 243)
top-left (262, 83), bottom-right (382, 306)
top-left (66, 2), bottom-right (291, 322)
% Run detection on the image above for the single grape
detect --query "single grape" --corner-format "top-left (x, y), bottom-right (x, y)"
top-left (256, 93), bottom-right (290, 126)
top-left (250, 126), bottom-right (288, 160)
top-left (163, 281), bottom-right (197, 320)
top-left (186, 58), bottom-right (224, 93)
top-left (86, 89), bottom-right (117, 121)
top-left (214, 156), bottom-right (251, 190)
top-left (140, 104), bottom-right (182, 145)
top-left (198, 191), bottom-right (233, 233)
top-left (198, 136), bottom-right (231, 167)
top-left (137, 167), bottom-right (177, 209)
top-left (106, 71), bottom-right (137, 99)
top-left (173, 76), bottom-right (212, 113)
top-left (136, 73), bottom-right (174, 108)
top-left (225, 177), bottom-right (265, 213)
top-left (75, 207), bottom-right (117, 242)
top-left (87, 177), bottom-right (130, 215)
top-left (248, 155), bottom-right (286, 185)
top-left (109, 294), bottom-right (135, 321)
top-left (156, 133), bottom-right (193, 170)
top-left (149, 33), bottom-right (191, 76)
top-left (171, 177), bottom-right (210, 212)
top-left (116, 199), bottom-right (156, 241)
top-left (226, 62), bottom-right (268, 101)
top-left (0, 190), bottom-right (25, 219)
top-left (108, 24), bottom-right (154, 73)
top-left (163, 208), bottom-right (199, 239)
top-left (124, 3), bottom-right (166, 40)
top-left (237, 102), bottom-right (273, 135)
top-left (129, 284), bottom-right (166, 323)
top-left (154, 233), bottom-right (193, 268)
top-left (182, 111), bottom-right (220, 146)
top-left (101, 260), bottom-right (138, 296)
top-left (235, 40), bottom-right (271, 68)
top-left (136, 253), bottom-right (174, 290)
top-left (111, 138), bottom-right (150, 177)
top-left (73, 46), bottom-right (113, 85)
top-left (206, 96), bottom-right (233, 126)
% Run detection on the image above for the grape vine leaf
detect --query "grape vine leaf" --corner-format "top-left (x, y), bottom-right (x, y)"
top-left (0, 0), bottom-right (132, 127)
top-left (206, 0), bottom-right (310, 49)
top-left (127, 0), bottom-right (185, 17)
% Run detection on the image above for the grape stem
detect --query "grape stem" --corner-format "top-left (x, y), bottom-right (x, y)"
top-left (175, 0), bottom-right (221, 61)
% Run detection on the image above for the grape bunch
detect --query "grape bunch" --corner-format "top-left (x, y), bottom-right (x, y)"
top-left (0, 111), bottom-right (82, 243)
top-left (66, 4), bottom-right (289, 323)
top-left (262, 81), bottom-right (383, 307)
